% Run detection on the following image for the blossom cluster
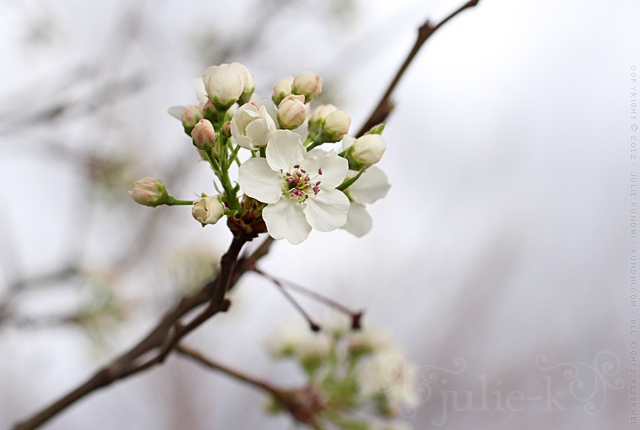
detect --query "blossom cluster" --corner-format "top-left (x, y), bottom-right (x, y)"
top-left (129, 63), bottom-right (390, 244)
top-left (265, 317), bottom-right (417, 429)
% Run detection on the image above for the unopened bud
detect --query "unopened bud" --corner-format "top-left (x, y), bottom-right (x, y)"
top-left (230, 62), bottom-right (255, 104)
top-left (277, 95), bottom-right (308, 130)
top-left (181, 105), bottom-right (203, 135)
top-left (322, 109), bottom-right (351, 142)
top-left (202, 64), bottom-right (244, 109)
top-left (308, 104), bottom-right (337, 136)
top-left (191, 119), bottom-right (217, 150)
top-left (292, 72), bottom-right (322, 102)
top-left (203, 100), bottom-right (217, 122)
top-left (128, 178), bottom-right (168, 207)
top-left (272, 76), bottom-right (294, 106)
top-left (348, 134), bottom-right (387, 168)
top-left (192, 197), bottom-right (225, 226)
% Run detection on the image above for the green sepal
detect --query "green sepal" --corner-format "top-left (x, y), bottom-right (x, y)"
top-left (337, 167), bottom-right (365, 192)
top-left (364, 122), bottom-right (386, 135)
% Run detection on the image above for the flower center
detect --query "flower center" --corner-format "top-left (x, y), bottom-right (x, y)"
top-left (283, 165), bottom-right (323, 203)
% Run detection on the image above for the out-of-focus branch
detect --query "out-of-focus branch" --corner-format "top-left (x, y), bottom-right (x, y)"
top-left (0, 266), bottom-right (79, 326)
top-left (176, 344), bottom-right (280, 395)
top-left (356, 0), bottom-right (480, 136)
top-left (176, 343), bottom-right (325, 428)
top-left (0, 75), bottom-right (145, 135)
top-left (12, 234), bottom-right (274, 430)
top-left (251, 266), bottom-right (363, 329)
top-left (251, 266), bottom-right (321, 332)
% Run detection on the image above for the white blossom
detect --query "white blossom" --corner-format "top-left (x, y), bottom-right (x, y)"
top-left (238, 130), bottom-right (349, 244)
top-left (231, 102), bottom-right (276, 150)
top-left (358, 350), bottom-right (419, 409)
top-left (341, 165), bottom-right (391, 237)
top-left (347, 325), bottom-right (396, 355)
top-left (266, 321), bottom-right (331, 360)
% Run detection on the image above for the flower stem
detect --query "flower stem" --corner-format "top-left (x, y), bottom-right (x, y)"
top-left (166, 197), bottom-right (194, 206)
top-left (219, 168), bottom-right (240, 210)
top-left (303, 135), bottom-right (314, 146)
top-left (176, 344), bottom-right (281, 395)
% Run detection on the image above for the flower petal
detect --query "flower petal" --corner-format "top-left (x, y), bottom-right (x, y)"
top-left (245, 118), bottom-right (270, 147)
top-left (341, 202), bottom-right (372, 237)
top-left (238, 158), bottom-right (283, 204)
top-left (168, 105), bottom-right (187, 119)
top-left (263, 198), bottom-right (312, 245)
top-left (251, 95), bottom-right (279, 126)
top-left (303, 187), bottom-right (350, 232)
top-left (266, 130), bottom-right (305, 172)
top-left (293, 121), bottom-right (309, 141)
top-left (301, 149), bottom-right (348, 188)
top-left (348, 166), bottom-right (391, 204)
top-left (341, 135), bottom-right (356, 151)
top-left (193, 78), bottom-right (208, 104)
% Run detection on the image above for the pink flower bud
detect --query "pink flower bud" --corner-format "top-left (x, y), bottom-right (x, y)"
top-left (322, 109), bottom-right (351, 142)
top-left (203, 100), bottom-right (217, 120)
top-left (192, 197), bottom-right (225, 226)
top-left (292, 72), bottom-right (323, 102)
top-left (191, 119), bottom-right (217, 150)
top-left (181, 105), bottom-right (203, 134)
top-left (202, 64), bottom-right (244, 109)
top-left (277, 95), bottom-right (309, 130)
top-left (309, 104), bottom-right (337, 125)
top-left (128, 178), bottom-right (167, 207)
top-left (272, 76), bottom-right (294, 106)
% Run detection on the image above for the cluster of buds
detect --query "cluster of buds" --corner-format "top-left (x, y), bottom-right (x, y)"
top-left (130, 62), bottom-right (391, 244)
top-left (265, 318), bottom-right (417, 429)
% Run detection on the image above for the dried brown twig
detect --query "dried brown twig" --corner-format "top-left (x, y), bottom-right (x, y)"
top-left (357, 0), bottom-right (480, 136)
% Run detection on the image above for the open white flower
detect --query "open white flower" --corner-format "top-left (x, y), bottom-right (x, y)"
top-left (342, 166), bottom-right (391, 237)
top-left (358, 350), bottom-right (419, 410)
top-left (266, 321), bottom-right (331, 360)
top-left (238, 130), bottom-right (349, 244)
top-left (231, 102), bottom-right (276, 150)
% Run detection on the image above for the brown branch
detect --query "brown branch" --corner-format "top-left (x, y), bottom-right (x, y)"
top-left (176, 344), bottom-right (280, 396)
top-left (12, 233), bottom-right (273, 430)
top-left (252, 267), bottom-right (321, 332)
top-left (258, 268), bottom-right (362, 322)
top-left (176, 344), bottom-right (325, 428)
top-left (356, 0), bottom-right (481, 137)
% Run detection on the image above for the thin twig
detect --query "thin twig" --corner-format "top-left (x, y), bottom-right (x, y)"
top-left (176, 344), bottom-right (280, 396)
top-left (252, 267), bottom-right (363, 329)
top-left (252, 267), bottom-right (321, 332)
top-left (356, 0), bottom-right (480, 136)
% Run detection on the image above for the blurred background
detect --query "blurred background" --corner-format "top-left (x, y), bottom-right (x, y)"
top-left (0, 0), bottom-right (637, 428)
